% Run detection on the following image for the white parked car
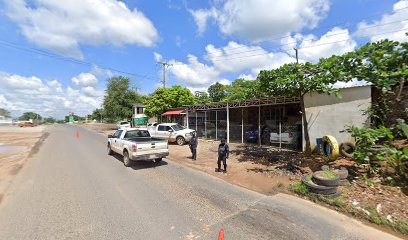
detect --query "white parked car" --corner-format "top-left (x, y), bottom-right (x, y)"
top-left (117, 121), bottom-right (131, 129)
top-left (270, 131), bottom-right (296, 143)
top-left (107, 128), bottom-right (169, 167)
top-left (148, 123), bottom-right (195, 145)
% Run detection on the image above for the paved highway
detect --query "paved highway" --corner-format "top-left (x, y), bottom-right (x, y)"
top-left (0, 125), bottom-right (400, 239)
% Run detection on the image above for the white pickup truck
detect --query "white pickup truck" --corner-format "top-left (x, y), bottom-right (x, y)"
top-left (107, 128), bottom-right (169, 167)
top-left (147, 123), bottom-right (195, 146)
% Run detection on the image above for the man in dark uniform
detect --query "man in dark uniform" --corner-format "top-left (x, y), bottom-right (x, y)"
top-left (189, 132), bottom-right (198, 160)
top-left (217, 139), bottom-right (229, 172)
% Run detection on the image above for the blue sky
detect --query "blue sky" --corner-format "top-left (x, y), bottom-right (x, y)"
top-left (0, 0), bottom-right (407, 119)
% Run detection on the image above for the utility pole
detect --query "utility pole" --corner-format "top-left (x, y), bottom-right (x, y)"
top-left (294, 48), bottom-right (299, 64)
top-left (157, 61), bottom-right (172, 88)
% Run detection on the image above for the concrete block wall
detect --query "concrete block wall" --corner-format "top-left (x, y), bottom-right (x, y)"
top-left (304, 85), bottom-right (371, 151)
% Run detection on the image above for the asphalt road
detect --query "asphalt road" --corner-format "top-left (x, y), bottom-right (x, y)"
top-left (0, 125), bottom-right (401, 240)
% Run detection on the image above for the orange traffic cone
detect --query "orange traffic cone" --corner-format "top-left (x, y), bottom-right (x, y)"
top-left (218, 229), bottom-right (224, 240)
top-left (76, 130), bottom-right (80, 139)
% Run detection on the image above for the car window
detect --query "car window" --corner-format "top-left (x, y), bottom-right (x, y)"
top-left (171, 124), bottom-right (185, 131)
top-left (120, 121), bottom-right (128, 125)
top-left (124, 130), bottom-right (150, 138)
top-left (158, 125), bottom-right (166, 131)
top-left (166, 126), bottom-right (172, 131)
top-left (113, 130), bottom-right (123, 138)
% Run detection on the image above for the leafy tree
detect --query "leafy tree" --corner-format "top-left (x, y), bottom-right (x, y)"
top-left (19, 112), bottom-right (42, 121)
top-left (194, 91), bottom-right (210, 104)
top-left (144, 85), bottom-right (195, 117)
top-left (103, 76), bottom-right (142, 122)
top-left (91, 108), bottom-right (104, 121)
top-left (258, 62), bottom-right (339, 155)
top-left (208, 82), bottom-right (226, 102)
top-left (0, 108), bottom-right (11, 118)
top-left (339, 39), bottom-right (408, 126)
top-left (224, 79), bottom-right (264, 101)
top-left (64, 115), bottom-right (84, 122)
top-left (43, 117), bottom-right (56, 124)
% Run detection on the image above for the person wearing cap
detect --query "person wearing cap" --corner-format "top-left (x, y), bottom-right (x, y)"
top-left (217, 139), bottom-right (229, 172)
top-left (189, 132), bottom-right (198, 160)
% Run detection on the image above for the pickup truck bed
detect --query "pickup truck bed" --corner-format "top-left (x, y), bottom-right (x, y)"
top-left (107, 128), bottom-right (169, 167)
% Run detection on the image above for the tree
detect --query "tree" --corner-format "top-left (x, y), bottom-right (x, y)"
top-left (339, 39), bottom-right (408, 126)
top-left (194, 91), bottom-right (210, 104)
top-left (43, 117), bottom-right (56, 124)
top-left (208, 82), bottom-right (226, 102)
top-left (103, 76), bottom-right (142, 122)
top-left (91, 108), bottom-right (104, 122)
top-left (144, 85), bottom-right (195, 117)
top-left (258, 62), bottom-right (340, 155)
top-left (19, 112), bottom-right (42, 121)
top-left (0, 108), bottom-right (11, 118)
top-left (224, 79), bottom-right (264, 101)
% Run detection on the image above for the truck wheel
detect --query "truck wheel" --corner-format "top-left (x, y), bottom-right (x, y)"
top-left (176, 136), bottom-right (185, 146)
top-left (155, 158), bottom-right (162, 163)
top-left (123, 151), bottom-right (133, 167)
top-left (107, 144), bottom-right (113, 155)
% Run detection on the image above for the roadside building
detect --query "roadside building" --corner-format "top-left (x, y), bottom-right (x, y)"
top-left (161, 108), bottom-right (187, 126)
top-left (185, 85), bottom-right (371, 152)
top-left (0, 115), bottom-right (12, 125)
top-left (132, 104), bottom-right (149, 126)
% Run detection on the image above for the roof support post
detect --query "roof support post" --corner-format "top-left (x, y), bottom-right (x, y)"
top-left (227, 103), bottom-right (230, 143)
top-left (205, 111), bottom-right (207, 138)
top-left (195, 111), bottom-right (198, 131)
top-left (241, 108), bottom-right (244, 144)
top-left (186, 111), bottom-right (189, 129)
top-left (215, 111), bottom-right (218, 141)
top-left (258, 105), bottom-right (261, 146)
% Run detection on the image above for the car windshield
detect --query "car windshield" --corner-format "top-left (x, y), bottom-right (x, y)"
top-left (171, 124), bottom-right (185, 131)
top-left (119, 121), bottom-right (128, 125)
top-left (124, 130), bottom-right (150, 138)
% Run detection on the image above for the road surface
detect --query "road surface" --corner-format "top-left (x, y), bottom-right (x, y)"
top-left (0, 125), bottom-right (401, 240)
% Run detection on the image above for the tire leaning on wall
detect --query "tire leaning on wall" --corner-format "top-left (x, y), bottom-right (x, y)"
top-left (322, 135), bottom-right (339, 161)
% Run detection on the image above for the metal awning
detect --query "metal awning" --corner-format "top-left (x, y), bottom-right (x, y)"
top-left (162, 109), bottom-right (185, 116)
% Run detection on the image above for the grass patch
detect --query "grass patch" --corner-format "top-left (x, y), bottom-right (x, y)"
top-left (289, 182), bottom-right (309, 195)
top-left (321, 171), bottom-right (337, 179)
top-left (276, 182), bottom-right (284, 188)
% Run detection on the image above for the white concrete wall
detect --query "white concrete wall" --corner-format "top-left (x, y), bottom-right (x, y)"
top-left (304, 86), bottom-right (371, 150)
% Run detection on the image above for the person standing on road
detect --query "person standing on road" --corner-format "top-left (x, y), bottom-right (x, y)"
top-left (217, 139), bottom-right (229, 172)
top-left (189, 132), bottom-right (198, 160)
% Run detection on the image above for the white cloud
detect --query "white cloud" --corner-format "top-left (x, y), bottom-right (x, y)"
top-left (282, 27), bottom-right (357, 62)
top-left (169, 55), bottom-right (220, 87)
top-left (72, 73), bottom-right (98, 86)
top-left (355, 0), bottom-right (408, 42)
top-left (205, 41), bottom-right (296, 75)
top-left (238, 74), bottom-right (256, 80)
top-left (81, 86), bottom-right (104, 97)
top-left (190, 0), bottom-right (330, 41)
top-left (154, 52), bottom-right (163, 62)
top-left (5, 0), bottom-right (158, 58)
top-left (332, 79), bottom-right (369, 89)
top-left (0, 72), bottom-right (104, 118)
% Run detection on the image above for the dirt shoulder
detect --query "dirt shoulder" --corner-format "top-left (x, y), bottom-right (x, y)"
top-left (82, 123), bottom-right (408, 238)
top-left (0, 125), bottom-right (48, 204)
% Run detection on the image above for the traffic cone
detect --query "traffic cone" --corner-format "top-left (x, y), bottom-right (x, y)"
top-left (218, 229), bottom-right (224, 240)
top-left (76, 130), bottom-right (80, 139)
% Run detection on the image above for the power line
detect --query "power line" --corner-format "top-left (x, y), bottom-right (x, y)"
top-left (204, 28), bottom-right (408, 63)
top-left (203, 6), bottom-right (408, 56)
top-left (0, 39), bottom-right (157, 80)
top-left (207, 18), bottom-right (408, 61)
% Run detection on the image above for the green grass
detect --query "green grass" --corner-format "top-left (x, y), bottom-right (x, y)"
top-left (305, 176), bottom-right (313, 183)
top-left (289, 182), bottom-right (309, 195)
top-left (321, 171), bottom-right (337, 179)
top-left (359, 204), bottom-right (408, 235)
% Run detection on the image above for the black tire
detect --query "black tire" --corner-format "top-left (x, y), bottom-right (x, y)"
top-left (320, 165), bottom-right (348, 180)
top-left (312, 171), bottom-right (340, 187)
top-left (155, 158), bottom-right (162, 163)
top-left (107, 144), bottom-right (113, 155)
top-left (123, 151), bottom-right (133, 167)
top-left (302, 175), bottom-right (338, 195)
top-left (323, 189), bottom-right (342, 198)
top-left (339, 179), bottom-right (350, 186)
top-left (339, 142), bottom-right (355, 158)
top-left (176, 136), bottom-right (185, 146)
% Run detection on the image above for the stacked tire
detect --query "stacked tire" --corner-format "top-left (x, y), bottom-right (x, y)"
top-left (302, 170), bottom-right (342, 197)
top-left (321, 165), bottom-right (350, 186)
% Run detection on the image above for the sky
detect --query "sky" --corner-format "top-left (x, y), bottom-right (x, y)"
top-left (0, 0), bottom-right (407, 119)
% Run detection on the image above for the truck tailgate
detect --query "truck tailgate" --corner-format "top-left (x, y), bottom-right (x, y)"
top-left (135, 140), bottom-right (168, 154)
